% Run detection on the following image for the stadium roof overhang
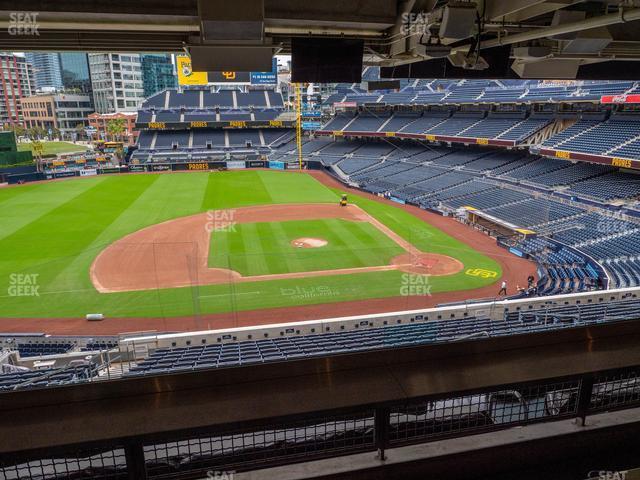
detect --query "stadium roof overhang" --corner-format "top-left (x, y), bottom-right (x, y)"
top-left (0, 0), bottom-right (397, 52)
top-left (1, 0), bottom-right (640, 79)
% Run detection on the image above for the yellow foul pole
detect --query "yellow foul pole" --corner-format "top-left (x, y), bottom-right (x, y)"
top-left (295, 82), bottom-right (303, 170)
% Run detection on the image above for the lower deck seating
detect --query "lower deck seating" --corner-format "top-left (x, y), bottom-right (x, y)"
top-left (568, 172), bottom-right (640, 201)
top-left (17, 343), bottom-right (73, 358)
top-left (329, 140), bottom-right (640, 289)
top-left (442, 187), bottom-right (531, 211)
top-left (484, 198), bottom-right (583, 228)
top-left (125, 297), bottom-right (640, 377)
top-left (499, 157), bottom-right (571, 180)
top-left (337, 158), bottom-right (383, 175)
top-left (0, 365), bottom-right (96, 391)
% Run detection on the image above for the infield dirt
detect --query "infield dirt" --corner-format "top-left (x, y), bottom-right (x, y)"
top-left (91, 203), bottom-right (464, 293)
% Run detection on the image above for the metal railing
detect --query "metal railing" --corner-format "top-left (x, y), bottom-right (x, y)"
top-left (2, 364), bottom-right (639, 480)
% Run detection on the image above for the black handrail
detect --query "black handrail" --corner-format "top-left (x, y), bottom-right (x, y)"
top-left (1, 364), bottom-right (638, 480)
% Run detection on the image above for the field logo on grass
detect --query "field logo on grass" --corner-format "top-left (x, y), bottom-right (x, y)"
top-left (8, 273), bottom-right (39, 297)
top-left (400, 274), bottom-right (431, 297)
top-left (206, 471), bottom-right (235, 480)
top-left (280, 285), bottom-right (340, 301)
top-left (465, 268), bottom-right (498, 279)
top-left (8, 12), bottom-right (39, 35)
top-left (205, 209), bottom-right (237, 233)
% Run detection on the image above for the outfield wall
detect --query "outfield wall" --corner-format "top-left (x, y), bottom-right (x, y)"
top-left (4, 159), bottom-right (320, 184)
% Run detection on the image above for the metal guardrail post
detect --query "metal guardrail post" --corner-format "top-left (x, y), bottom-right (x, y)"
top-left (124, 441), bottom-right (147, 480)
top-left (576, 373), bottom-right (595, 427)
top-left (375, 406), bottom-right (390, 461)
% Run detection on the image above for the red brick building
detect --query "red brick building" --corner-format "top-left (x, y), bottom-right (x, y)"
top-left (87, 112), bottom-right (138, 145)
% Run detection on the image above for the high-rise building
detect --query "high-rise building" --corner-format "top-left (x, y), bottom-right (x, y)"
top-left (0, 53), bottom-right (34, 127)
top-left (24, 52), bottom-right (63, 91)
top-left (59, 53), bottom-right (92, 94)
top-left (87, 53), bottom-right (145, 113)
top-left (21, 93), bottom-right (94, 139)
top-left (141, 54), bottom-right (177, 98)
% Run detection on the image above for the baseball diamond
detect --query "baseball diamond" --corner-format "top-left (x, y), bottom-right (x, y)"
top-left (0, 169), bottom-right (533, 334)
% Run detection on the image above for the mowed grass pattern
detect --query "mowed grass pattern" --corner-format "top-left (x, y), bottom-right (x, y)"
top-left (209, 219), bottom-right (404, 275)
top-left (17, 141), bottom-right (88, 156)
top-left (0, 170), bottom-right (501, 318)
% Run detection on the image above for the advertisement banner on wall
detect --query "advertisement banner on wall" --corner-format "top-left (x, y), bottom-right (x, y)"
top-left (208, 71), bottom-right (251, 83)
top-left (302, 121), bottom-right (322, 130)
top-left (128, 165), bottom-right (147, 172)
top-left (172, 162), bottom-right (226, 171)
top-left (600, 94), bottom-right (640, 104)
top-left (54, 171), bottom-right (78, 179)
top-left (269, 161), bottom-right (285, 170)
top-left (79, 169), bottom-right (98, 177)
top-left (99, 167), bottom-right (121, 175)
top-left (176, 55), bottom-right (209, 86)
top-left (334, 101), bottom-right (357, 108)
top-left (285, 162), bottom-right (306, 170)
top-left (150, 164), bottom-right (171, 172)
top-left (176, 55), bottom-right (277, 86)
top-left (226, 160), bottom-right (246, 169)
top-left (176, 162), bottom-right (210, 171)
top-left (250, 58), bottom-right (277, 85)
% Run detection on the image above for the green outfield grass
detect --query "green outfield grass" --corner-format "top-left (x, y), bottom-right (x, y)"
top-left (17, 141), bottom-right (89, 156)
top-left (209, 218), bottom-right (404, 275)
top-left (0, 169), bottom-right (502, 319)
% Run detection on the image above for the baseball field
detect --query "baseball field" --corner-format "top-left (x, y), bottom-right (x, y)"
top-left (0, 169), bottom-right (527, 331)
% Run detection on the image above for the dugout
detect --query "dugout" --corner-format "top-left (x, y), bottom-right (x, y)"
top-left (461, 206), bottom-right (536, 241)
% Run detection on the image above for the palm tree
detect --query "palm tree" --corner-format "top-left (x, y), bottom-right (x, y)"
top-left (106, 118), bottom-right (126, 142)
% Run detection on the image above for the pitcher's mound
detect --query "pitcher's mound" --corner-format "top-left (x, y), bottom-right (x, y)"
top-left (392, 252), bottom-right (464, 276)
top-left (291, 237), bottom-right (328, 248)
